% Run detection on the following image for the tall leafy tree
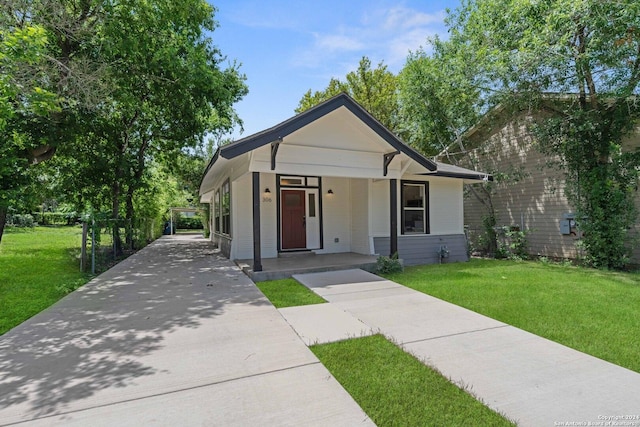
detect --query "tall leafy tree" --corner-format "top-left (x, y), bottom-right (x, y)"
top-left (297, 57), bottom-right (398, 131)
top-left (398, 38), bottom-right (507, 254)
top-left (397, 38), bottom-right (482, 156)
top-left (1, 0), bottom-right (246, 248)
top-left (55, 0), bottom-right (247, 251)
top-left (0, 24), bottom-right (61, 241)
top-left (0, 0), bottom-right (106, 241)
top-left (398, 0), bottom-right (640, 264)
top-left (442, 0), bottom-right (640, 268)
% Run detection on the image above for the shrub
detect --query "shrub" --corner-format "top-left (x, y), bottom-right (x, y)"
top-left (31, 212), bottom-right (78, 226)
top-left (377, 252), bottom-right (403, 274)
top-left (497, 227), bottom-right (530, 261)
top-left (9, 213), bottom-right (35, 228)
top-left (175, 215), bottom-right (203, 230)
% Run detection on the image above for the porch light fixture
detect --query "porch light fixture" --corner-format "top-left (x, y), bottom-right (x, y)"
top-left (327, 189), bottom-right (334, 195)
top-left (264, 188), bottom-right (271, 194)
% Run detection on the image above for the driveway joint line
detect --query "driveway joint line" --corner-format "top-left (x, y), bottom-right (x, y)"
top-left (398, 325), bottom-right (510, 346)
top-left (317, 284), bottom-right (403, 297)
top-left (3, 362), bottom-right (322, 426)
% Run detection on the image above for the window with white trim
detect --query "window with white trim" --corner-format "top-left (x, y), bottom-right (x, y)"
top-left (401, 181), bottom-right (429, 234)
top-left (221, 180), bottom-right (230, 235)
top-left (214, 190), bottom-right (221, 233)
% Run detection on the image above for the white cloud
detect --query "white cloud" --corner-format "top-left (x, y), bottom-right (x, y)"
top-left (292, 5), bottom-right (447, 73)
top-left (315, 33), bottom-right (365, 52)
top-left (382, 7), bottom-right (445, 31)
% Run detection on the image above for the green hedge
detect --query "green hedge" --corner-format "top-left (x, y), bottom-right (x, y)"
top-left (31, 212), bottom-right (78, 226)
top-left (175, 216), bottom-right (203, 230)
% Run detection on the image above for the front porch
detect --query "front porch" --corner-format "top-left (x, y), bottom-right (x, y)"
top-left (236, 252), bottom-right (381, 282)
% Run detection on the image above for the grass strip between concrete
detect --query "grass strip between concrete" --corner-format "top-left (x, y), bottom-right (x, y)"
top-left (311, 334), bottom-right (515, 426)
top-left (255, 278), bottom-right (327, 308)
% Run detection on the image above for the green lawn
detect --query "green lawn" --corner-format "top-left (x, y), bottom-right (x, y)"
top-left (255, 278), bottom-right (326, 308)
top-left (0, 226), bottom-right (91, 335)
top-left (311, 335), bottom-right (514, 426)
top-left (385, 259), bottom-right (640, 373)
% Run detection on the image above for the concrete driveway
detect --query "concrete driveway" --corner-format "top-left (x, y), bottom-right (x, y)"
top-left (0, 235), bottom-right (372, 426)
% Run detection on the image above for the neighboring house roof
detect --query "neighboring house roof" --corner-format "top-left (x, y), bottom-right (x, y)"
top-left (200, 93), bottom-right (491, 197)
top-left (463, 93), bottom-right (640, 148)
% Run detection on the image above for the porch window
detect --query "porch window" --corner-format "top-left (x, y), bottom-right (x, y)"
top-left (214, 190), bottom-right (221, 233)
top-left (401, 181), bottom-right (429, 234)
top-left (221, 180), bottom-right (230, 235)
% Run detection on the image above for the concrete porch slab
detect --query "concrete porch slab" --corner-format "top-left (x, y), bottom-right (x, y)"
top-left (238, 254), bottom-right (381, 282)
top-left (278, 304), bottom-right (374, 345)
top-left (294, 268), bottom-right (387, 287)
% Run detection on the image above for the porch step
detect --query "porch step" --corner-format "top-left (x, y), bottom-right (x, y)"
top-left (278, 251), bottom-right (316, 258)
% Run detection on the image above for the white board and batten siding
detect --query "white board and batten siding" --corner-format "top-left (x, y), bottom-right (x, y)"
top-left (249, 144), bottom-right (402, 180)
top-left (219, 170), bottom-right (468, 263)
top-left (230, 173), bottom-right (278, 260)
top-left (349, 178), bottom-right (370, 255)
top-left (421, 175), bottom-right (465, 235)
top-left (316, 176), bottom-right (352, 254)
top-left (259, 173), bottom-right (278, 258)
top-left (230, 174), bottom-right (253, 260)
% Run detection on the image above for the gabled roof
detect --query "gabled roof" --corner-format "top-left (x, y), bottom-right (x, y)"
top-left (203, 93), bottom-right (437, 178)
top-left (200, 93), bottom-right (492, 197)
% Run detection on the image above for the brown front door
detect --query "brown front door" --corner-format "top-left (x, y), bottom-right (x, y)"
top-left (282, 190), bottom-right (306, 249)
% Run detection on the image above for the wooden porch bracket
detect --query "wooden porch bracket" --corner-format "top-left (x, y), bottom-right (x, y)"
top-left (390, 178), bottom-right (398, 256)
top-left (270, 138), bottom-right (282, 170)
top-left (252, 172), bottom-right (263, 272)
top-left (383, 150), bottom-right (400, 177)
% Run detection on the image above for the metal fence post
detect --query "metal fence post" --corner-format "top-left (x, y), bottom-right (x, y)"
top-left (91, 218), bottom-right (96, 275)
top-left (81, 222), bottom-right (88, 271)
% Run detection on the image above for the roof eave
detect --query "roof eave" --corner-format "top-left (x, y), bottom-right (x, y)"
top-left (218, 93), bottom-right (437, 171)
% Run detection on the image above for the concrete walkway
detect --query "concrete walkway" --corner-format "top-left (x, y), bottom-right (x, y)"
top-left (0, 236), bottom-right (372, 426)
top-left (286, 269), bottom-right (640, 427)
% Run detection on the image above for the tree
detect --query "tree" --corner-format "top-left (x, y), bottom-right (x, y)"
top-left (397, 37), bottom-right (484, 156)
top-left (444, 0), bottom-right (640, 268)
top-left (296, 57), bottom-right (398, 131)
top-left (0, 0), bottom-right (107, 242)
top-left (397, 37), bottom-right (510, 254)
top-left (53, 0), bottom-right (247, 252)
top-left (0, 24), bottom-right (62, 241)
top-left (1, 1), bottom-right (246, 249)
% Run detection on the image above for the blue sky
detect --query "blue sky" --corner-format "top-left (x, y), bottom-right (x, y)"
top-left (209, 0), bottom-right (459, 139)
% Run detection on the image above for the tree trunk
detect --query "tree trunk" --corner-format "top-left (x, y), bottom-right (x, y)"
top-left (111, 181), bottom-right (123, 256)
top-left (0, 206), bottom-right (7, 244)
top-left (125, 187), bottom-right (134, 249)
top-left (125, 139), bottom-right (148, 250)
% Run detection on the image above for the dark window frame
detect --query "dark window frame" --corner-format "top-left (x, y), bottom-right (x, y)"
top-left (214, 190), bottom-right (221, 233)
top-left (221, 179), bottom-right (231, 236)
top-left (401, 180), bottom-right (430, 235)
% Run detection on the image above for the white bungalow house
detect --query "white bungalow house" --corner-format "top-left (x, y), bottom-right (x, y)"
top-left (199, 94), bottom-right (491, 276)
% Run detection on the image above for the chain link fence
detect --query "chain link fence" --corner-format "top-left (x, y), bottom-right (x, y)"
top-left (80, 217), bottom-right (160, 274)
